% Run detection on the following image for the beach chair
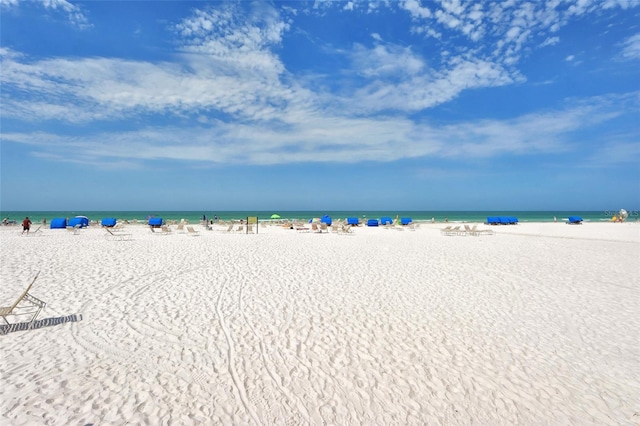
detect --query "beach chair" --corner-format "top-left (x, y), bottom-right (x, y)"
top-left (161, 225), bottom-right (172, 234)
top-left (186, 226), bottom-right (200, 236)
top-left (176, 222), bottom-right (186, 233)
top-left (20, 225), bottom-right (42, 236)
top-left (225, 223), bottom-right (234, 232)
top-left (105, 228), bottom-right (132, 241)
top-left (476, 225), bottom-right (494, 235)
top-left (443, 225), bottom-right (462, 236)
top-left (0, 272), bottom-right (46, 327)
top-left (464, 224), bottom-right (475, 236)
top-left (66, 225), bottom-right (80, 235)
top-left (341, 224), bottom-right (354, 234)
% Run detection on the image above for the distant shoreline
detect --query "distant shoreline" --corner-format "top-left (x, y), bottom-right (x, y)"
top-left (1, 210), bottom-right (637, 224)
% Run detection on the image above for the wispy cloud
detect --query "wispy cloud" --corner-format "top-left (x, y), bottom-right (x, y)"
top-left (2, 0), bottom-right (92, 29)
top-left (0, 2), bottom-right (637, 171)
top-left (2, 93), bottom-right (634, 168)
top-left (621, 33), bottom-right (640, 60)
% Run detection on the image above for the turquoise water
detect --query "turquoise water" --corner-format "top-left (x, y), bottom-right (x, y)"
top-left (2, 210), bottom-right (636, 224)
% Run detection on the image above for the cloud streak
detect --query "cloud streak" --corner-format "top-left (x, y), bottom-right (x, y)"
top-left (2, 92), bottom-right (635, 168)
top-left (1, 2), bottom-right (637, 170)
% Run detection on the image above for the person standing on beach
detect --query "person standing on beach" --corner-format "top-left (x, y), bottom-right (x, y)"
top-left (22, 216), bottom-right (32, 234)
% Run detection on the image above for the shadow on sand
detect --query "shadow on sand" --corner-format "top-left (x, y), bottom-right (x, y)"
top-left (0, 314), bottom-right (82, 335)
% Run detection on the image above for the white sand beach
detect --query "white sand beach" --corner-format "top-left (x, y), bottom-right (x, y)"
top-left (1, 221), bottom-right (638, 425)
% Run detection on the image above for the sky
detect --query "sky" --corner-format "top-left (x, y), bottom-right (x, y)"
top-left (1, 0), bottom-right (639, 212)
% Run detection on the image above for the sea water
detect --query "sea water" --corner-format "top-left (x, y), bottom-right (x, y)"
top-left (2, 210), bottom-right (636, 225)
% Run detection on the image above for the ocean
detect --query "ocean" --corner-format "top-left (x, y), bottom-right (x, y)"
top-left (1, 210), bottom-right (636, 225)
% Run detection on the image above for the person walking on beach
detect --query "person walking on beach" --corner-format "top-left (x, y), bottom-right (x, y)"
top-left (22, 216), bottom-right (32, 235)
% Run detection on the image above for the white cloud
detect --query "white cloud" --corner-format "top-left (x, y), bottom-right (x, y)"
top-left (621, 33), bottom-right (640, 59)
top-left (15, 0), bottom-right (92, 29)
top-left (175, 5), bottom-right (288, 79)
top-left (1, 2), bottom-right (637, 172)
top-left (540, 36), bottom-right (560, 47)
top-left (346, 53), bottom-right (519, 113)
top-left (399, 0), bottom-right (636, 70)
top-left (3, 94), bottom-right (632, 168)
top-left (401, 0), bottom-right (432, 19)
top-left (350, 42), bottom-right (425, 78)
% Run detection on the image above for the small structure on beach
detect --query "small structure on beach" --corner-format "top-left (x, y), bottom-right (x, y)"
top-left (101, 218), bottom-right (117, 227)
top-left (567, 216), bottom-right (583, 224)
top-left (148, 217), bottom-right (163, 228)
top-left (400, 217), bottom-right (413, 226)
top-left (68, 216), bottom-right (89, 228)
top-left (380, 217), bottom-right (393, 225)
top-left (50, 218), bottom-right (67, 229)
top-left (347, 217), bottom-right (360, 226)
top-left (487, 216), bottom-right (519, 225)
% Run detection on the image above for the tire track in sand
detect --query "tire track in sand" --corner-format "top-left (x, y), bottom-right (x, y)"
top-left (215, 277), bottom-right (262, 425)
top-left (239, 281), bottom-right (311, 424)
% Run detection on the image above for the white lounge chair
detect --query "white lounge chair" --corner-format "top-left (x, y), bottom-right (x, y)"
top-left (105, 228), bottom-right (132, 241)
top-left (186, 226), bottom-right (200, 236)
top-left (443, 225), bottom-right (462, 236)
top-left (21, 225), bottom-right (43, 236)
top-left (66, 225), bottom-right (80, 235)
top-left (0, 272), bottom-right (46, 327)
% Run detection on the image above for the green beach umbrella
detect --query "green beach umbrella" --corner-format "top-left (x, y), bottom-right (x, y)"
top-left (270, 214), bottom-right (281, 219)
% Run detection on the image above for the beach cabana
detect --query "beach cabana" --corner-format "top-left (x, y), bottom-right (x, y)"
top-left (367, 219), bottom-right (379, 227)
top-left (347, 217), bottom-right (360, 226)
top-left (101, 218), bottom-right (117, 227)
top-left (400, 217), bottom-right (412, 226)
top-left (567, 216), bottom-right (583, 224)
top-left (380, 217), bottom-right (393, 225)
top-left (68, 216), bottom-right (89, 228)
top-left (321, 215), bottom-right (332, 226)
top-left (148, 217), bottom-right (163, 227)
top-left (487, 216), bottom-right (519, 225)
top-left (50, 218), bottom-right (67, 229)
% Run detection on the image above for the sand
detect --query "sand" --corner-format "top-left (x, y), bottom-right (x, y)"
top-left (1, 221), bottom-right (638, 425)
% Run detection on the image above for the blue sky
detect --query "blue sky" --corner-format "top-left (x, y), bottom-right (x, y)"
top-left (1, 0), bottom-right (638, 211)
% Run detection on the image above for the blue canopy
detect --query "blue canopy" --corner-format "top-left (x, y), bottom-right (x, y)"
top-left (380, 216), bottom-right (393, 225)
top-left (400, 217), bottom-right (412, 225)
top-left (347, 217), bottom-right (360, 225)
top-left (321, 215), bottom-right (332, 225)
top-left (101, 218), bottom-right (117, 227)
top-left (568, 216), bottom-right (583, 224)
top-left (68, 216), bottom-right (89, 228)
top-left (487, 216), bottom-right (519, 225)
top-left (50, 218), bottom-right (67, 229)
top-left (148, 217), bottom-right (163, 226)
top-left (367, 219), bottom-right (379, 227)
